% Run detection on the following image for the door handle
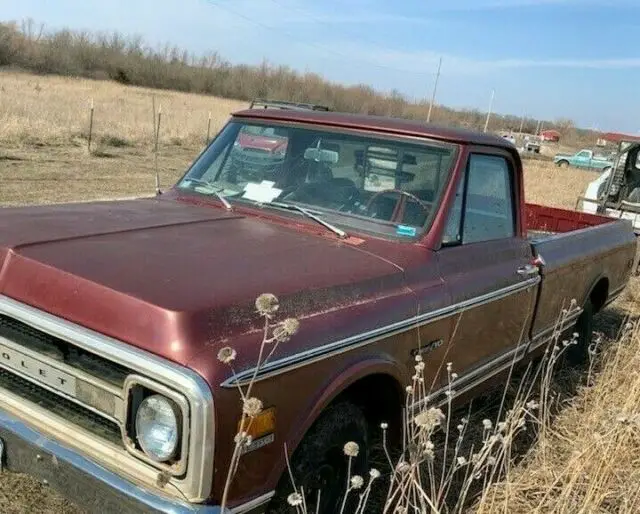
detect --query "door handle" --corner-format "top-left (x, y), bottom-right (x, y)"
top-left (517, 264), bottom-right (539, 276)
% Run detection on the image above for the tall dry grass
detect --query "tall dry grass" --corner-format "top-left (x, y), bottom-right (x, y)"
top-left (523, 159), bottom-right (598, 210)
top-left (474, 314), bottom-right (640, 513)
top-left (0, 71), bottom-right (246, 146)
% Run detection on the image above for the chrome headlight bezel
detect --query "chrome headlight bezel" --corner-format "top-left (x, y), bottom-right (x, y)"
top-left (123, 374), bottom-right (190, 476)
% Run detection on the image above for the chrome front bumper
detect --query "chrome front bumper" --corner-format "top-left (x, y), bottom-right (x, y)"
top-left (0, 407), bottom-right (226, 514)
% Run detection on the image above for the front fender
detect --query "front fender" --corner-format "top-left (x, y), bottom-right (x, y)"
top-left (265, 355), bottom-right (405, 485)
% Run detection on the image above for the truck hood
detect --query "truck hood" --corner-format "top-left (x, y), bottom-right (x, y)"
top-left (0, 198), bottom-right (407, 365)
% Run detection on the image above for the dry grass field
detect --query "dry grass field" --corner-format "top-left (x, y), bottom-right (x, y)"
top-left (0, 71), bottom-right (600, 209)
top-left (0, 71), bottom-right (637, 513)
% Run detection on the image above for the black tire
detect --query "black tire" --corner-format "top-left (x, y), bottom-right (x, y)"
top-left (565, 299), bottom-right (594, 365)
top-left (267, 402), bottom-right (369, 514)
top-left (557, 160), bottom-right (570, 168)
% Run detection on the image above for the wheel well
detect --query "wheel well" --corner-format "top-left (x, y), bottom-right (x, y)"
top-left (333, 373), bottom-right (404, 435)
top-left (590, 277), bottom-right (609, 312)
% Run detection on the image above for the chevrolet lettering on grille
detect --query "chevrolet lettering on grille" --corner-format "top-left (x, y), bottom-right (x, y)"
top-left (0, 339), bottom-right (77, 397)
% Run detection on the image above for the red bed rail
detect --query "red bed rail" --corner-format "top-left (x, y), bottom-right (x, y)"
top-left (525, 203), bottom-right (612, 234)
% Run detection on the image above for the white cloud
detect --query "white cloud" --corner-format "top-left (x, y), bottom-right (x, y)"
top-left (203, 0), bottom-right (640, 76)
top-left (316, 40), bottom-right (640, 76)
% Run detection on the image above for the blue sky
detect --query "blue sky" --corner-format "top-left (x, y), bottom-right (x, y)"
top-left (2, 0), bottom-right (640, 132)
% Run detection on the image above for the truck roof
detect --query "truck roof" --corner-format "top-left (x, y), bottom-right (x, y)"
top-left (232, 108), bottom-right (516, 150)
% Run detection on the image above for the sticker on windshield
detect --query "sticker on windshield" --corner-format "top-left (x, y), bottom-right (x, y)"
top-left (396, 225), bottom-right (417, 237)
top-left (242, 181), bottom-right (283, 203)
top-left (364, 173), bottom-right (395, 192)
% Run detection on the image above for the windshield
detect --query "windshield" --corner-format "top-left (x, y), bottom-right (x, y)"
top-left (176, 120), bottom-right (457, 240)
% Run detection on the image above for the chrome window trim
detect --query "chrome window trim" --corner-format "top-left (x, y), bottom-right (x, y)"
top-left (0, 294), bottom-right (214, 503)
top-left (223, 276), bottom-right (541, 387)
top-left (123, 374), bottom-right (191, 477)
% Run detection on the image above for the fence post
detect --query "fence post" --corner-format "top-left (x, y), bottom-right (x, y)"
top-left (151, 95), bottom-right (157, 144)
top-left (154, 105), bottom-right (162, 194)
top-left (206, 111), bottom-right (212, 144)
top-left (87, 98), bottom-right (95, 152)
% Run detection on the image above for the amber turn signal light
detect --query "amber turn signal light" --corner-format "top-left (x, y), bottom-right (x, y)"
top-left (238, 407), bottom-right (276, 439)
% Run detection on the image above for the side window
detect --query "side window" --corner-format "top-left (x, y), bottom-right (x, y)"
top-left (442, 154), bottom-right (516, 245)
top-left (464, 155), bottom-right (515, 243)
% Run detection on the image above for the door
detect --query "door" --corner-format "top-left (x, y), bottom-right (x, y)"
top-left (574, 150), bottom-right (591, 169)
top-left (430, 151), bottom-right (539, 401)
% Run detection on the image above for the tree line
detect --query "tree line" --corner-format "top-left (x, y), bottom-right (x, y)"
top-left (0, 19), bottom-right (586, 140)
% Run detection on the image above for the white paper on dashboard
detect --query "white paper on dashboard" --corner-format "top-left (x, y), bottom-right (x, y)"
top-left (242, 181), bottom-right (283, 203)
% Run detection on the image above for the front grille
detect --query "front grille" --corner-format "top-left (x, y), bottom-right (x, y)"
top-left (0, 367), bottom-right (122, 444)
top-left (0, 314), bottom-right (128, 446)
top-left (0, 314), bottom-right (130, 387)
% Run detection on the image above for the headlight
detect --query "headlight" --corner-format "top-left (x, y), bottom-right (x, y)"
top-left (135, 394), bottom-right (180, 462)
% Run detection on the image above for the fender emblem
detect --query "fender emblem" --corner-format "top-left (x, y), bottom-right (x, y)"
top-left (411, 339), bottom-right (444, 358)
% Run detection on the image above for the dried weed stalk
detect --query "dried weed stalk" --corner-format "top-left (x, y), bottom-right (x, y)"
top-left (217, 293), bottom-right (300, 511)
top-left (217, 293), bottom-right (608, 514)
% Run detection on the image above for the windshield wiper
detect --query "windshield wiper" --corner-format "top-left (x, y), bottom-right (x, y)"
top-left (268, 201), bottom-right (348, 239)
top-left (184, 179), bottom-right (232, 211)
top-left (213, 190), bottom-right (232, 211)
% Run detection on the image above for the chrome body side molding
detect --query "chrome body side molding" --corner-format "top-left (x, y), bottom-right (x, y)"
top-left (223, 277), bottom-right (541, 387)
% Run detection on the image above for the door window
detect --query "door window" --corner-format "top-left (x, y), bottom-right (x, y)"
top-left (442, 154), bottom-right (516, 245)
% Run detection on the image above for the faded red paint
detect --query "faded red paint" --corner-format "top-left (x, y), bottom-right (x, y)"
top-left (0, 109), bottom-right (636, 510)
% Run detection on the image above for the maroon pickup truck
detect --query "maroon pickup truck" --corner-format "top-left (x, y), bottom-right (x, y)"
top-left (0, 104), bottom-right (636, 514)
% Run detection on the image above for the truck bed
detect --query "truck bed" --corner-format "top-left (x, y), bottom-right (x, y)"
top-left (526, 203), bottom-right (634, 271)
top-left (526, 203), bottom-right (614, 241)
top-left (524, 202), bottom-right (636, 338)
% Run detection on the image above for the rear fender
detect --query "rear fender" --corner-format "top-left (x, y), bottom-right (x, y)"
top-left (583, 273), bottom-right (609, 312)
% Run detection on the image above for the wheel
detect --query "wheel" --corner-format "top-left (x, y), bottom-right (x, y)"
top-left (565, 299), bottom-right (594, 365)
top-left (267, 402), bottom-right (369, 514)
top-left (557, 160), bottom-right (570, 169)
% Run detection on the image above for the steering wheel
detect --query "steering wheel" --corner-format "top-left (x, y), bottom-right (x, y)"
top-left (365, 189), bottom-right (431, 222)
